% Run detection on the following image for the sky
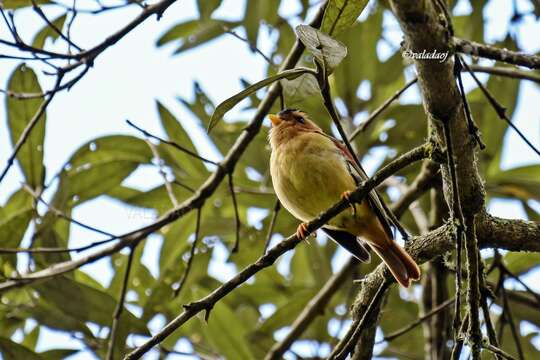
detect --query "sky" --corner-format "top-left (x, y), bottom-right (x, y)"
top-left (0, 0), bottom-right (539, 359)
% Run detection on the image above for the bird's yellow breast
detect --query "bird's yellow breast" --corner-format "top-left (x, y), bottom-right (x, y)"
top-left (270, 132), bottom-right (358, 223)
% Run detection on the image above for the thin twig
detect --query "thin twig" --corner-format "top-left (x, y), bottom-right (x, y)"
top-left (440, 119), bottom-right (467, 350)
top-left (483, 342), bottom-right (518, 360)
top-left (500, 283), bottom-right (525, 360)
top-left (31, 0), bottom-right (83, 50)
top-left (173, 207), bottom-right (202, 298)
top-left (228, 173), bottom-right (241, 253)
top-left (454, 56), bottom-right (486, 149)
top-left (106, 245), bottom-right (136, 360)
top-left (468, 64), bottom-right (540, 84)
top-left (478, 252), bottom-right (502, 360)
top-left (0, 184), bottom-right (119, 254)
top-left (146, 140), bottom-right (179, 207)
top-left (330, 280), bottom-right (390, 360)
top-left (0, 74), bottom-right (63, 186)
top-left (172, 179), bottom-right (196, 193)
top-left (263, 199), bottom-right (281, 254)
top-left (126, 119), bottom-right (218, 166)
top-left (450, 314), bottom-right (469, 360)
top-left (501, 266), bottom-right (540, 305)
top-left (463, 216), bottom-right (482, 359)
top-left (224, 27), bottom-right (274, 66)
top-left (348, 77), bottom-right (418, 141)
top-left (387, 177), bottom-right (432, 233)
top-left (0, 66), bottom-right (91, 100)
top-left (379, 297), bottom-right (454, 343)
top-left (265, 258), bottom-right (357, 360)
top-left (391, 160), bottom-right (439, 219)
top-left (460, 59), bottom-right (540, 157)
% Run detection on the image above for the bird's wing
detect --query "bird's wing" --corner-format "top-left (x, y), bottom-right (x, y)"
top-left (322, 228), bottom-right (371, 262)
top-left (317, 131), bottom-right (395, 240)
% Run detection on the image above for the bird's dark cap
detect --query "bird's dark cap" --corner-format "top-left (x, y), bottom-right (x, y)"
top-left (277, 108), bottom-right (299, 116)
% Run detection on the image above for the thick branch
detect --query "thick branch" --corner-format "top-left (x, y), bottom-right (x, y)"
top-left (346, 213), bottom-right (539, 356)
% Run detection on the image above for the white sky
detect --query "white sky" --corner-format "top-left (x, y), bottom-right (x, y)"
top-left (0, 0), bottom-right (539, 359)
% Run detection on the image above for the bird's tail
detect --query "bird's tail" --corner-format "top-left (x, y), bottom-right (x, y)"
top-left (371, 241), bottom-right (421, 288)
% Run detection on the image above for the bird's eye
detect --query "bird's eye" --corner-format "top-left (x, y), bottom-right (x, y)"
top-left (295, 116), bottom-right (305, 124)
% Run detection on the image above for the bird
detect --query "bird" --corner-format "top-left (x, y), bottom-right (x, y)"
top-left (268, 108), bottom-right (421, 287)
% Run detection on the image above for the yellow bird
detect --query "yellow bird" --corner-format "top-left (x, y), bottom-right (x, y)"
top-left (268, 109), bottom-right (420, 287)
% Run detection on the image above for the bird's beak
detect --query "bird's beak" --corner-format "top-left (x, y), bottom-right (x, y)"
top-left (269, 114), bottom-right (282, 126)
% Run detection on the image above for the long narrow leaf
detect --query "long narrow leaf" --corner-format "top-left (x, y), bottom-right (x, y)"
top-left (207, 67), bottom-right (316, 132)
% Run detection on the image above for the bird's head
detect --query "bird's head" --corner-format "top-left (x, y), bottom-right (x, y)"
top-left (268, 109), bottom-right (322, 150)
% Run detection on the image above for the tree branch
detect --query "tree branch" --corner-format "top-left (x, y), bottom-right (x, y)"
top-left (123, 144), bottom-right (429, 360)
top-left (0, 0), bottom-right (328, 292)
top-left (106, 245), bottom-right (136, 360)
top-left (173, 207), bottom-right (202, 298)
top-left (468, 64), bottom-right (540, 84)
top-left (454, 37), bottom-right (540, 69)
top-left (380, 297), bottom-right (454, 343)
top-left (348, 77), bottom-right (418, 141)
top-left (265, 258), bottom-right (358, 360)
top-left (0, 74), bottom-right (63, 186)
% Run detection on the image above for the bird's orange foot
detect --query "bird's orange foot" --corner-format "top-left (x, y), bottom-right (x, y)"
top-left (296, 222), bottom-right (309, 240)
top-left (341, 191), bottom-right (357, 215)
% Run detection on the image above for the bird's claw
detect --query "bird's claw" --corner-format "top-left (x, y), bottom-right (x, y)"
top-left (341, 191), bottom-right (357, 216)
top-left (296, 222), bottom-right (309, 240)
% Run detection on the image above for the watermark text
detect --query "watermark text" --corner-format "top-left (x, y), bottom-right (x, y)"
top-left (402, 49), bottom-right (449, 63)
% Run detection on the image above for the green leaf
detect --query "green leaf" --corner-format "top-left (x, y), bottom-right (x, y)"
top-left (489, 165), bottom-right (540, 201)
top-left (500, 332), bottom-right (540, 359)
top-left (39, 349), bottom-right (80, 360)
top-left (494, 289), bottom-right (540, 359)
top-left (208, 67), bottom-right (316, 131)
top-left (21, 325), bottom-right (40, 351)
top-left (243, 1), bottom-right (260, 46)
top-left (109, 247), bottom-right (155, 306)
top-left (0, 189), bottom-right (34, 269)
top-left (280, 72), bottom-right (320, 105)
top-left (6, 64), bottom-right (46, 189)
top-left (59, 135), bottom-right (151, 205)
top-left (503, 252), bottom-right (540, 275)
top-left (31, 13), bottom-right (67, 48)
top-left (521, 201), bottom-right (540, 221)
top-left (202, 302), bottom-right (255, 360)
top-left (157, 19), bottom-right (239, 54)
top-left (197, 0), bottom-right (222, 19)
top-left (296, 25), bottom-right (348, 74)
top-left (321, 0), bottom-right (370, 35)
top-left (1, 0), bottom-right (49, 9)
top-left (19, 299), bottom-right (94, 338)
top-left (452, 0), bottom-right (484, 43)
top-left (32, 275), bottom-right (149, 335)
top-left (380, 288), bottom-right (423, 357)
top-left (157, 101), bottom-right (208, 177)
top-left (257, 289), bottom-right (318, 333)
top-left (243, 1), bottom-right (280, 46)
top-left (178, 81), bottom-right (215, 128)
top-left (334, 10), bottom-right (384, 108)
top-left (497, 290), bottom-right (540, 328)
top-left (0, 338), bottom-right (44, 360)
